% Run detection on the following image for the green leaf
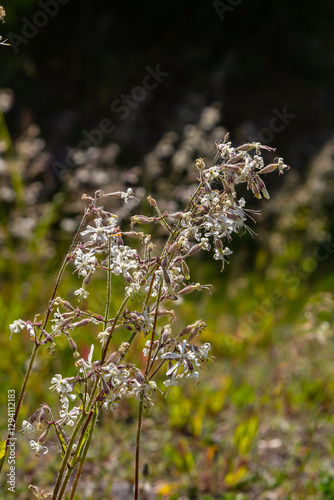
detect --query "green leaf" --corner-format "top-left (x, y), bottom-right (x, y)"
top-left (0, 437), bottom-right (7, 472)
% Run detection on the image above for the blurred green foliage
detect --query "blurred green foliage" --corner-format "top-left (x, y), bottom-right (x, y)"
top-left (1, 115), bottom-right (334, 499)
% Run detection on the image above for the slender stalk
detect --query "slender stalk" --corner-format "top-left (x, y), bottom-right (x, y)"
top-left (104, 236), bottom-right (112, 331)
top-left (69, 409), bottom-right (98, 500)
top-left (134, 394), bottom-right (144, 500)
top-left (51, 412), bottom-right (86, 500)
top-left (101, 296), bottom-right (129, 363)
top-left (55, 410), bottom-right (94, 500)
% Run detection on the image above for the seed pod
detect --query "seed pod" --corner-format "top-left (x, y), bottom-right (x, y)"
top-left (237, 143), bottom-right (258, 151)
top-left (131, 215), bottom-right (152, 225)
top-left (38, 427), bottom-right (49, 444)
top-left (161, 264), bottom-right (171, 285)
top-left (29, 410), bottom-right (39, 425)
top-left (250, 181), bottom-right (262, 199)
top-left (71, 319), bottom-right (92, 328)
top-left (178, 283), bottom-right (202, 296)
top-left (38, 407), bottom-right (46, 423)
top-left (122, 231), bottom-right (144, 238)
top-left (167, 242), bottom-right (178, 255)
top-left (105, 191), bottom-right (123, 198)
top-left (161, 325), bottom-right (172, 343)
top-left (255, 175), bottom-right (270, 199)
top-left (169, 212), bottom-right (183, 220)
top-left (106, 351), bottom-right (120, 365)
top-left (181, 260), bottom-right (190, 280)
top-left (69, 338), bottom-right (77, 352)
top-left (258, 163), bottom-right (278, 174)
top-left (42, 331), bottom-right (54, 344)
top-left (183, 244), bottom-right (202, 258)
top-left (100, 375), bottom-right (110, 396)
top-left (222, 178), bottom-right (234, 203)
top-left (83, 271), bottom-right (93, 285)
top-left (225, 164), bottom-right (243, 174)
top-left (135, 369), bottom-right (145, 384)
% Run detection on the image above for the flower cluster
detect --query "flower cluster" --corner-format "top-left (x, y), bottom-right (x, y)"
top-left (10, 138), bottom-right (288, 493)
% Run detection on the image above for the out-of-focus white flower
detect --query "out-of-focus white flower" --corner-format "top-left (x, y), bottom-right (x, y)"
top-left (103, 394), bottom-right (119, 412)
top-left (121, 188), bottom-right (135, 203)
top-left (78, 344), bottom-right (95, 375)
top-left (21, 420), bottom-right (35, 435)
top-left (29, 440), bottom-right (48, 456)
top-left (74, 287), bottom-right (89, 301)
top-left (9, 319), bottom-right (26, 338)
top-left (59, 395), bottom-right (80, 426)
top-left (97, 330), bottom-right (110, 346)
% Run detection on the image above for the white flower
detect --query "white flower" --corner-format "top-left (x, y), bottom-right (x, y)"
top-left (51, 308), bottom-right (64, 336)
top-left (110, 245), bottom-right (138, 279)
top-left (103, 394), bottom-right (119, 412)
top-left (131, 379), bottom-right (157, 400)
top-left (74, 248), bottom-right (96, 277)
top-left (190, 342), bottom-right (212, 365)
top-left (49, 374), bottom-right (74, 394)
top-left (204, 165), bottom-right (221, 181)
top-left (125, 282), bottom-right (141, 298)
top-left (21, 420), bottom-right (35, 434)
top-left (142, 339), bottom-right (159, 356)
top-left (97, 330), bottom-right (110, 346)
top-left (59, 395), bottom-right (80, 426)
top-left (213, 246), bottom-right (233, 262)
top-left (163, 376), bottom-right (179, 396)
top-left (9, 319), bottom-right (26, 338)
top-left (81, 218), bottom-right (117, 244)
top-left (121, 187), bottom-right (134, 203)
top-left (26, 323), bottom-right (36, 340)
top-left (200, 238), bottom-right (211, 251)
top-left (78, 344), bottom-right (95, 375)
top-left (138, 305), bottom-right (154, 334)
top-left (161, 340), bottom-right (196, 378)
top-left (74, 287), bottom-right (89, 301)
top-left (29, 440), bottom-right (48, 456)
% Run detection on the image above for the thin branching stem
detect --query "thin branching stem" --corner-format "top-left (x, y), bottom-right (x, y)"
top-left (134, 394), bottom-right (144, 500)
top-left (69, 409), bottom-right (98, 500)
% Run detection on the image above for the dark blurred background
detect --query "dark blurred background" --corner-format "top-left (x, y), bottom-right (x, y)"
top-left (1, 0), bottom-right (334, 173)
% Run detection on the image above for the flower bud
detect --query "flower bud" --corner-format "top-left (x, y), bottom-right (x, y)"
top-left (69, 337), bottom-right (77, 352)
top-left (147, 195), bottom-right (157, 207)
top-left (195, 158), bottom-right (205, 170)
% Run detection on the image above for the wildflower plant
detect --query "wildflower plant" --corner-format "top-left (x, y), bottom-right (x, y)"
top-left (4, 135), bottom-right (288, 498)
